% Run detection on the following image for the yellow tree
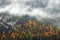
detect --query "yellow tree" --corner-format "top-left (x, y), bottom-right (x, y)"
top-left (28, 20), bottom-right (32, 25)
top-left (28, 20), bottom-right (32, 28)
top-left (33, 21), bottom-right (37, 29)
top-left (1, 32), bottom-right (6, 40)
top-left (44, 32), bottom-right (49, 37)
top-left (49, 25), bottom-right (53, 35)
top-left (25, 22), bottom-right (29, 27)
top-left (17, 24), bottom-right (21, 29)
top-left (11, 32), bottom-right (16, 39)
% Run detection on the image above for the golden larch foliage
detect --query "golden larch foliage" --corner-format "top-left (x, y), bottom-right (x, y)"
top-left (1, 32), bottom-right (6, 39)
top-left (44, 32), bottom-right (49, 36)
top-left (11, 32), bottom-right (15, 39)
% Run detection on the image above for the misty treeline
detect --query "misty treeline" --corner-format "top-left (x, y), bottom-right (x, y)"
top-left (0, 13), bottom-right (59, 40)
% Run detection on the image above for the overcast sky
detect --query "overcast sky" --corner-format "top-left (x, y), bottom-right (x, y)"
top-left (0, 0), bottom-right (60, 18)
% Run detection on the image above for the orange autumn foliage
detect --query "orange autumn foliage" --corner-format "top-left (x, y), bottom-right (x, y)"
top-left (1, 34), bottom-right (6, 39)
top-left (28, 21), bottom-right (32, 25)
top-left (1, 32), bottom-right (6, 39)
top-left (11, 32), bottom-right (15, 39)
top-left (44, 32), bottom-right (49, 36)
top-left (33, 21), bottom-right (37, 27)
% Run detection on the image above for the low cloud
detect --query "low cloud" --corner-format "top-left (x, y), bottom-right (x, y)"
top-left (0, 0), bottom-right (60, 18)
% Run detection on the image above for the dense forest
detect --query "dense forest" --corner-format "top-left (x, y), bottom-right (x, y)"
top-left (0, 13), bottom-right (60, 40)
